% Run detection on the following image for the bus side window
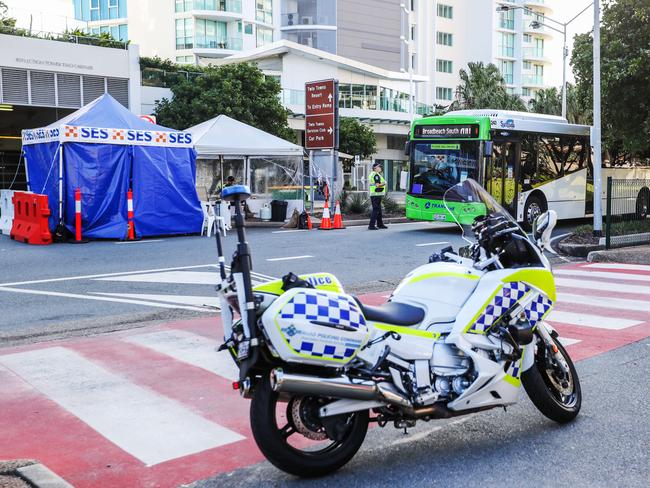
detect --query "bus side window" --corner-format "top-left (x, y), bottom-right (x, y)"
top-left (520, 133), bottom-right (537, 191)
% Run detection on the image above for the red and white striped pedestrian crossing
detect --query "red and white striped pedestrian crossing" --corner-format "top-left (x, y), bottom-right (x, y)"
top-left (2, 264), bottom-right (650, 487)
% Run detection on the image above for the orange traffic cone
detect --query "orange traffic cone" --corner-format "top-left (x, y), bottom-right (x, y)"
top-left (319, 202), bottom-right (332, 230)
top-left (306, 212), bottom-right (313, 230)
top-left (333, 200), bottom-right (345, 229)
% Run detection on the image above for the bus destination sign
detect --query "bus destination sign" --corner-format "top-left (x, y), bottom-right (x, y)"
top-left (414, 124), bottom-right (480, 139)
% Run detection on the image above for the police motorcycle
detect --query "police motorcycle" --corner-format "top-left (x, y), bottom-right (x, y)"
top-left (215, 180), bottom-right (581, 477)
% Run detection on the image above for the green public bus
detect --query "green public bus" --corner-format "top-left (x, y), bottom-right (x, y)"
top-left (404, 110), bottom-right (593, 228)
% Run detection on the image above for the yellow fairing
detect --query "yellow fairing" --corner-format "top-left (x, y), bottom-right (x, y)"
top-left (253, 273), bottom-right (344, 296)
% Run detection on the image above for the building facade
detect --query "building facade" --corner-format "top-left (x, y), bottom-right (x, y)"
top-left (412, 0), bottom-right (557, 106)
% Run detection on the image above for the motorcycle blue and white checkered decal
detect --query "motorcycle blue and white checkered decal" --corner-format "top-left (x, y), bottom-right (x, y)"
top-left (279, 291), bottom-right (365, 329)
top-left (524, 293), bottom-right (553, 327)
top-left (468, 282), bottom-right (530, 334)
top-left (276, 291), bottom-right (367, 362)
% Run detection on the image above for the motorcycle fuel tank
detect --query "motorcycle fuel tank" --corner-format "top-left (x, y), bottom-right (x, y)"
top-left (261, 287), bottom-right (371, 368)
top-left (391, 262), bottom-right (482, 317)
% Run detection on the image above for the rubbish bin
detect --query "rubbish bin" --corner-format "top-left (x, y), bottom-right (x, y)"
top-left (270, 200), bottom-right (288, 222)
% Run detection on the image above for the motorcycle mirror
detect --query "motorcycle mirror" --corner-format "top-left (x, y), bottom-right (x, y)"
top-left (532, 210), bottom-right (557, 250)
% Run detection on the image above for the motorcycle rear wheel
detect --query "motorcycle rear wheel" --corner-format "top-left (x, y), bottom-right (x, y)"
top-left (250, 375), bottom-right (369, 477)
top-left (522, 331), bottom-right (581, 423)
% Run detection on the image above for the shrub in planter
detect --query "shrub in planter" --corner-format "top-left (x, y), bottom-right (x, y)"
top-left (347, 192), bottom-right (370, 214)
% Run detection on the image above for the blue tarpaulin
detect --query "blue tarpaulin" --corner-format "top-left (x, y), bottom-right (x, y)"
top-left (22, 94), bottom-right (202, 239)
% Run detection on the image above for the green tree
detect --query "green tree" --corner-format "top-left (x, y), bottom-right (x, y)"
top-left (154, 63), bottom-right (295, 141)
top-left (528, 85), bottom-right (590, 125)
top-left (0, 1), bottom-right (17, 29)
top-left (571, 0), bottom-right (650, 157)
top-left (338, 118), bottom-right (376, 159)
top-left (452, 62), bottom-right (527, 112)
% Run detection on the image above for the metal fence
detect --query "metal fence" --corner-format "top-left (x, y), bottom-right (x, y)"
top-left (605, 177), bottom-right (650, 249)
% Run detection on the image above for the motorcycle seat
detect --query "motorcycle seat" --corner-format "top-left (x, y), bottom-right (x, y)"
top-left (354, 299), bottom-right (425, 327)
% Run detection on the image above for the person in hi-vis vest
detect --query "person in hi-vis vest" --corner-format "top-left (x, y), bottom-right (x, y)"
top-left (368, 162), bottom-right (388, 230)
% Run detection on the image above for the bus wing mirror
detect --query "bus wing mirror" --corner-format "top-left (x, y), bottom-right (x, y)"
top-left (404, 140), bottom-right (411, 156)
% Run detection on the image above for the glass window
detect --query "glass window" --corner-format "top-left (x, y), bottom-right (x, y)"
top-left (118, 24), bottom-right (128, 40)
top-left (499, 32), bottom-right (515, 57)
top-left (256, 0), bottom-right (273, 24)
top-left (245, 23), bottom-right (253, 34)
top-left (410, 142), bottom-right (480, 196)
top-left (499, 8), bottom-right (514, 29)
top-left (110, 25), bottom-right (119, 39)
top-left (176, 0), bottom-right (192, 12)
top-left (256, 26), bottom-right (273, 47)
top-left (436, 87), bottom-right (453, 100)
top-left (523, 61), bottom-right (532, 70)
top-left (90, 0), bottom-right (100, 21)
top-left (108, 0), bottom-right (119, 19)
top-left (523, 34), bottom-right (532, 43)
top-left (436, 32), bottom-right (453, 46)
top-left (436, 59), bottom-right (453, 73)
top-left (176, 18), bottom-right (194, 49)
top-left (522, 87), bottom-right (531, 97)
top-left (437, 4), bottom-right (452, 19)
top-left (500, 60), bottom-right (514, 84)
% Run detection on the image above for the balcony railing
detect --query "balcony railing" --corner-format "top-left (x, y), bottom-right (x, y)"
top-left (192, 0), bottom-right (242, 13)
top-left (141, 68), bottom-right (204, 88)
top-left (281, 12), bottom-right (336, 27)
top-left (523, 74), bottom-right (544, 86)
top-left (279, 88), bottom-right (435, 115)
top-left (194, 36), bottom-right (242, 50)
top-left (523, 47), bottom-right (545, 59)
top-left (0, 26), bottom-right (129, 49)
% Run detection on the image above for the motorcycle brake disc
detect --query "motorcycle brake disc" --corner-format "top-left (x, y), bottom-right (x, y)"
top-left (288, 397), bottom-right (329, 441)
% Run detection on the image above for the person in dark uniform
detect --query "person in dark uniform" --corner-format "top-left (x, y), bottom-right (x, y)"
top-left (368, 162), bottom-right (388, 230)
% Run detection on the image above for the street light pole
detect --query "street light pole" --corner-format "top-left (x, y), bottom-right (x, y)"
top-left (400, 3), bottom-right (414, 119)
top-left (593, 1), bottom-right (603, 233)
top-left (561, 24), bottom-right (567, 119)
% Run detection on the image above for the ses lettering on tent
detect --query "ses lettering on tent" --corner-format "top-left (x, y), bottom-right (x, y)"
top-left (21, 126), bottom-right (192, 147)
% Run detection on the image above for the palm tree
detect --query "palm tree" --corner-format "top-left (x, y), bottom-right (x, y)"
top-left (452, 62), bottom-right (527, 112)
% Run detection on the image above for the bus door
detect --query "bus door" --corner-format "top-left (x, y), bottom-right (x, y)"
top-left (487, 138), bottom-right (518, 215)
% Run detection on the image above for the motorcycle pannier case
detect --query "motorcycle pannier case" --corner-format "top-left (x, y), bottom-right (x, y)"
top-left (261, 288), bottom-right (370, 367)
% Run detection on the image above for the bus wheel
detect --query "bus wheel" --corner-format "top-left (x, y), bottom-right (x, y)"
top-left (635, 188), bottom-right (650, 219)
top-left (523, 195), bottom-right (546, 231)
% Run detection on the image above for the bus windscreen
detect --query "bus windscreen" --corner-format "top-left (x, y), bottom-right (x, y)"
top-left (410, 141), bottom-right (480, 197)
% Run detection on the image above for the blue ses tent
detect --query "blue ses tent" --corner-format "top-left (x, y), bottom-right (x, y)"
top-left (21, 94), bottom-right (203, 239)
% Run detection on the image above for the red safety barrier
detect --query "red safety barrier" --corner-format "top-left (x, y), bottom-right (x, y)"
top-left (75, 188), bottom-right (82, 242)
top-left (10, 192), bottom-right (52, 245)
top-left (127, 189), bottom-right (135, 240)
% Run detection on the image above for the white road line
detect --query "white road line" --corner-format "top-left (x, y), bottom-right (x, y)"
top-left (415, 241), bottom-right (449, 247)
top-left (555, 269), bottom-right (650, 283)
top-left (558, 337), bottom-right (581, 347)
top-left (585, 263), bottom-right (650, 272)
top-left (123, 329), bottom-right (239, 381)
top-left (266, 255), bottom-right (313, 262)
top-left (0, 287), bottom-right (209, 312)
top-left (547, 310), bottom-right (642, 330)
top-left (271, 230), bottom-right (309, 234)
top-left (115, 239), bottom-right (163, 245)
top-left (558, 292), bottom-right (650, 313)
top-left (90, 293), bottom-right (220, 309)
top-left (95, 271), bottom-right (223, 285)
top-left (555, 277), bottom-right (650, 295)
top-left (0, 347), bottom-right (244, 466)
top-left (0, 263), bottom-right (218, 288)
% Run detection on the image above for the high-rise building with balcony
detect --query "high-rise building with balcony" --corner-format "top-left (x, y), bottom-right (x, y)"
top-left (412, 0), bottom-right (557, 107)
top-left (72, 0), bottom-right (278, 64)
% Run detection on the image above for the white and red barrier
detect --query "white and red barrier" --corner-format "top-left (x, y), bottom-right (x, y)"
top-left (127, 189), bottom-right (135, 240)
top-left (75, 188), bottom-right (82, 242)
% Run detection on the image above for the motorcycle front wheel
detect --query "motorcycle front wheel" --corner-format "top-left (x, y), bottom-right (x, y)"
top-left (522, 330), bottom-right (582, 423)
top-left (250, 375), bottom-right (369, 477)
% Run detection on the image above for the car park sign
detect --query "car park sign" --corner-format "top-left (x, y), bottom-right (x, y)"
top-left (305, 79), bottom-right (339, 150)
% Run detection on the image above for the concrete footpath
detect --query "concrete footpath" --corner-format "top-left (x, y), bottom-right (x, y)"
top-left (588, 244), bottom-right (650, 264)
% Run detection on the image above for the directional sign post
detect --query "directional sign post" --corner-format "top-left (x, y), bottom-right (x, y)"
top-left (305, 79), bottom-right (339, 216)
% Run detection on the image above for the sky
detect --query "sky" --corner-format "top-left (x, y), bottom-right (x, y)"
top-left (3, 0), bottom-right (597, 87)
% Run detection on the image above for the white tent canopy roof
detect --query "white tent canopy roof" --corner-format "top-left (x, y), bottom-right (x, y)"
top-left (186, 115), bottom-right (303, 158)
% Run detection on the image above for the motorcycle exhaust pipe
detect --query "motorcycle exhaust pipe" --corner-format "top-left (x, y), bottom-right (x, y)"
top-left (270, 368), bottom-right (412, 408)
top-left (271, 368), bottom-right (378, 401)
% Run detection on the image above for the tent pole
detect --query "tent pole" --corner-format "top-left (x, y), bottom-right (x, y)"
top-left (23, 152), bottom-right (30, 192)
top-left (219, 155), bottom-right (224, 194)
top-left (58, 144), bottom-right (64, 225)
